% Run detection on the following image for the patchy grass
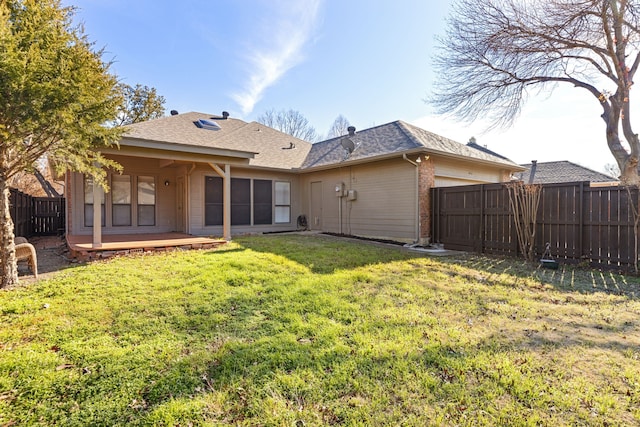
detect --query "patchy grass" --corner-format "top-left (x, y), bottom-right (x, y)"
top-left (1, 234), bottom-right (639, 426)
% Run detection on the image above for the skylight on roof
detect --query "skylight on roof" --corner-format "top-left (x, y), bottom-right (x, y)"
top-left (195, 119), bottom-right (221, 131)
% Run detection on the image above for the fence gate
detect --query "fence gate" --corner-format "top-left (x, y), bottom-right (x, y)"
top-left (32, 197), bottom-right (65, 235)
top-left (431, 183), bottom-right (518, 254)
top-left (9, 189), bottom-right (65, 237)
top-left (431, 184), bottom-right (485, 252)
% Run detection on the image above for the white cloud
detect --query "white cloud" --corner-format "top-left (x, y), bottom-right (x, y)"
top-left (231, 1), bottom-right (322, 116)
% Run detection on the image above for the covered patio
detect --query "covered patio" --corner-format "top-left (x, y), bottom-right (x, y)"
top-left (67, 233), bottom-right (226, 260)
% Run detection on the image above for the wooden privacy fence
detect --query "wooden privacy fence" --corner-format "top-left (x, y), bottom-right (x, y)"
top-left (9, 188), bottom-right (65, 237)
top-left (431, 182), bottom-right (639, 270)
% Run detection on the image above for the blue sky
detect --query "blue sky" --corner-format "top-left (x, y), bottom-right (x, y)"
top-left (66, 0), bottom-right (618, 173)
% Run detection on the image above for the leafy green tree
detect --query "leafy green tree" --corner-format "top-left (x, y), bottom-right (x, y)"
top-left (0, 0), bottom-right (122, 287)
top-left (112, 83), bottom-right (165, 126)
top-left (431, 0), bottom-right (640, 185)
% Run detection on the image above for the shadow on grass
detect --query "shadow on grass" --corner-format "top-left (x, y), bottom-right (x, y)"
top-left (232, 234), bottom-right (417, 275)
top-left (17, 249), bottom-right (79, 285)
top-left (137, 311), bottom-right (482, 424)
top-left (232, 233), bottom-right (640, 299)
top-left (7, 237), bottom-right (638, 426)
top-left (202, 247), bottom-right (248, 257)
top-left (458, 255), bottom-right (640, 299)
top-left (137, 291), bottom-right (639, 426)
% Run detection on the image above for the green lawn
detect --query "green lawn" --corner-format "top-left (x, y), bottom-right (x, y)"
top-left (1, 234), bottom-right (639, 426)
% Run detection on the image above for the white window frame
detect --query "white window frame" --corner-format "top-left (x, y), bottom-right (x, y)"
top-left (83, 175), bottom-right (105, 227)
top-left (274, 181), bottom-right (291, 224)
top-left (137, 176), bottom-right (156, 226)
top-left (111, 174), bottom-right (132, 226)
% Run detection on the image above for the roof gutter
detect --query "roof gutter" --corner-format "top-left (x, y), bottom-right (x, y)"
top-left (296, 149), bottom-right (428, 172)
top-left (298, 148), bottom-right (525, 173)
top-left (119, 137), bottom-right (257, 159)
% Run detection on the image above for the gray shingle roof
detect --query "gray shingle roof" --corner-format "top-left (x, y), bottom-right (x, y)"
top-left (466, 141), bottom-right (511, 161)
top-left (122, 112), bottom-right (312, 170)
top-left (120, 113), bottom-right (521, 172)
top-left (213, 121), bottom-right (312, 170)
top-left (124, 112), bottom-right (248, 147)
top-left (301, 120), bottom-right (521, 169)
top-left (516, 161), bottom-right (618, 184)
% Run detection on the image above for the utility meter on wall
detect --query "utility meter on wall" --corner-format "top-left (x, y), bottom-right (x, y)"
top-left (335, 183), bottom-right (345, 197)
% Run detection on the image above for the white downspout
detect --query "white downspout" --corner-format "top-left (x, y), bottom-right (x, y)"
top-left (403, 154), bottom-right (421, 244)
top-left (182, 163), bottom-right (197, 234)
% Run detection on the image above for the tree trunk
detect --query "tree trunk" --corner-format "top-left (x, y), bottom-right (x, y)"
top-left (603, 107), bottom-right (640, 186)
top-left (620, 158), bottom-right (640, 186)
top-left (0, 178), bottom-right (18, 288)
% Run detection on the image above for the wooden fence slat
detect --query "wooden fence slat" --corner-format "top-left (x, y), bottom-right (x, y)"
top-left (9, 188), bottom-right (65, 238)
top-left (432, 181), bottom-right (637, 271)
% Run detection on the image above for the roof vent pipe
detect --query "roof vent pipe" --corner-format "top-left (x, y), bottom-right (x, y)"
top-left (170, 110), bottom-right (179, 116)
top-left (222, 111), bottom-right (229, 119)
top-left (347, 126), bottom-right (356, 136)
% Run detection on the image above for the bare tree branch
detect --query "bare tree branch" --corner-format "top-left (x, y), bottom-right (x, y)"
top-left (326, 114), bottom-right (352, 139)
top-left (256, 108), bottom-right (319, 142)
top-left (430, 0), bottom-right (640, 184)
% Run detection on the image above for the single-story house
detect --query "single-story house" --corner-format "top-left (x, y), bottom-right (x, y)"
top-left (65, 111), bottom-right (524, 249)
top-left (516, 161), bottom-right (619, 186)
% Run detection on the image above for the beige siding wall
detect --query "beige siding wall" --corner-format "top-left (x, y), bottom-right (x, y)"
top-left (434, 158), bottom-right (508, 187)
top-left (67, 152), bottom-right (514, 240)
top-left (69, 154), bottom-right (178, 236)
top-left (300, 159), bottom-right (417, 242)
top-left (189, 166), bottom-right (302, 237)
top-left (434, 176), bottom-right (488, 187)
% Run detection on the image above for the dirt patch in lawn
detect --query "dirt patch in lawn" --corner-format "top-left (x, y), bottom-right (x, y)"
top-left (17, 235), bottom-right (74, 283)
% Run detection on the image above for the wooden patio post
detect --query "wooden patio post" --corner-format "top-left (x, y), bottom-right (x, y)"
top-left (208, 163), bottom-right (232, 241)
top-left (92, 174), bottom-right (103, 248)
top-left (223, 164), bottom-right (231, 241)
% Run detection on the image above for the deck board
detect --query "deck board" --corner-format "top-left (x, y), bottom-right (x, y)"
top-left (67, 233), bottom-right (225, 255)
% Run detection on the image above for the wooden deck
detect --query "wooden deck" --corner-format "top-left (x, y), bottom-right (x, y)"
top-left (67, 233), bottom-right (226, 260)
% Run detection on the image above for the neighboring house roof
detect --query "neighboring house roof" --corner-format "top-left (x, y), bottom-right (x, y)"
top-left (516, 161), bottom-right (618, 184)
top-left (302, 120), bottom-right (522, 170)
top-left (121, 112), bottom-right (312, 170)
top-left (119, 113), bottom-right (521, 172)
top-left (466, 140), bottom-right (511, 161)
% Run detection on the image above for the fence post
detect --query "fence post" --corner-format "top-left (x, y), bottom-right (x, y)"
top-left (509, 184), bottom-right (520, 258)
top-left (631, 187), bottom-right (640, 273)
top-left (578, 181), bottom-right (584, 260)
top-left (479, 184), bottom-right (485, 253)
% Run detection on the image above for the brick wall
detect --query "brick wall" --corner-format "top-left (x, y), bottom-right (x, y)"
top-left (418, 157), bottom-right (435, 243)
